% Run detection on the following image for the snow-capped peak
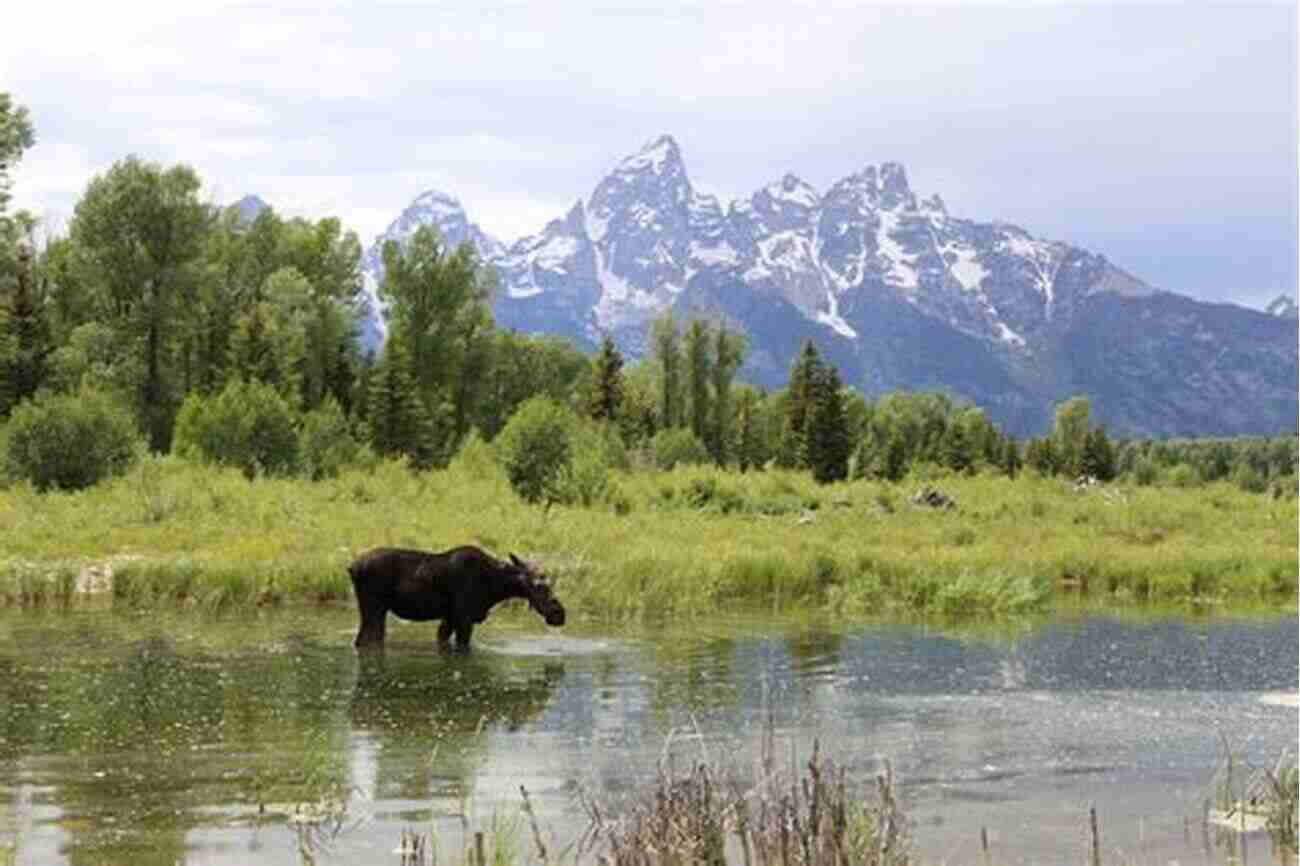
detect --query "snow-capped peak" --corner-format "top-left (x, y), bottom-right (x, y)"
top-left (618, 134), bottom-right (683, 175)
top-left (410, 189), bottom-right (465, 214)
top-left (763, 173), bottom-right (820, 209)
top-left (878, 162), bottom-right (915, 210)
top-left (1265, 293), bottom-right (1299, 319)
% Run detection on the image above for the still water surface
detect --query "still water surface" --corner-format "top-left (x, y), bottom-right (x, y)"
top-left (0, 607), bottom-right (1295, 865)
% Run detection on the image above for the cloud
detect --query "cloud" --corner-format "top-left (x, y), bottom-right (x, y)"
top-left (5, 1), bottom-right (1295, 306)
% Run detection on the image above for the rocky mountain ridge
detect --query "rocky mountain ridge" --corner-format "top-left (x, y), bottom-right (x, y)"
top-left (352, 135), bottom-right (1297, 437)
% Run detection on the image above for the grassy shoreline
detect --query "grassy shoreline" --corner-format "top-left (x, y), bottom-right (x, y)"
top-left (0, 456), bottom-right (1295, 618)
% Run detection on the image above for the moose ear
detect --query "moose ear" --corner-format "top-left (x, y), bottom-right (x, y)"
top-left (509, 553), bottom-right (524, 569)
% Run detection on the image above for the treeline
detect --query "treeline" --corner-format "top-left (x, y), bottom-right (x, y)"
top-left (0, 94), bottom-right (1295, 499)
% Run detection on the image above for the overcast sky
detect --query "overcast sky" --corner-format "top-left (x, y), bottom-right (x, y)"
top-left (5, 1), bottom-right (1297, 308)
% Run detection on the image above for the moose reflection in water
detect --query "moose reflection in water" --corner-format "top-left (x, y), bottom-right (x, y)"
top-left (348, 545), bottom-right (566, 650)
top-left (351, 649), bottom-right (565, 802)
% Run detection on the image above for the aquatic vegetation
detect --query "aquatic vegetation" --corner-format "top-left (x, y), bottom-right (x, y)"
top-left (577, 738), bottom-right (910, 866)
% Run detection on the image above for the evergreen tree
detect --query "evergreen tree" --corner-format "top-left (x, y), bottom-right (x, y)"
top-left (941, 418), bottom-right (974, 474)
top-left (735, 388), bottom-right (763, 472)
top-left (805, 364), bottom-right (851, 483)
top-left (1081, 426), bottom-right (1117, 481)
top-left (588, 334), bottom-right (625, 422)
top-left (367, 335), bottom-right (434, 466)
top-left (777, 340), bottom-right (821, 469)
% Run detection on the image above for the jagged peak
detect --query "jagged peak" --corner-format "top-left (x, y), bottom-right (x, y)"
top-left (408, 189), bottom-right (466, 215)
top-left (1265, 293), bottom-right (1299, 318)
top-left (920, 193), bottom-right (947, 216)
top-left (759, 172), bottom-right (820, 209)
top-left (617, 133), bottom-right (684, 175)
top-left (878, 162), bottom-right (914, 209)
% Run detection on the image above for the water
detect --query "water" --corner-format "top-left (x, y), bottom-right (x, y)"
top-left (0, 607), bottom-right (1295, 865)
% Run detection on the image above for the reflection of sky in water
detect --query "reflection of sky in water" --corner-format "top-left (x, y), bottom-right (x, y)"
top-left (0, 611), bottom-right (1295, 865)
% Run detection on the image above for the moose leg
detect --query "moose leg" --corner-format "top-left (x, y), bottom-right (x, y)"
top-left (352, 591), bottom-right (388, 648)
top-left (437, 621), bottom-right (454, 646)
top-left (453, 622), bottom-right (474, 650)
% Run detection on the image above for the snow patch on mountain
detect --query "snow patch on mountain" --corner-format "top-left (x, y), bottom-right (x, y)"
top-left (877, 210), bottom-right (918, 290)
top-left (816, 290), bottom-right (858, 339)
top-left (943, 244), bottom-right (987, 292)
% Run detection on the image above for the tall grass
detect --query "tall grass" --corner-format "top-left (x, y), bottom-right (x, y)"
top-left (0, 456), bottom-right (1294, 619)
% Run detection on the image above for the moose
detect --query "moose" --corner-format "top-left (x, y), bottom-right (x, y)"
top-left (348, 545), bottom-right (566, 650)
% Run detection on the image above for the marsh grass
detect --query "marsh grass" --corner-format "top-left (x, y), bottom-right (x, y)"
top-left (577, 737), bottom-right (910, 866)
top-left (0, 456), bottom-right (1293, 619)
top-left (1208, 739), bottom-right (1299, 858)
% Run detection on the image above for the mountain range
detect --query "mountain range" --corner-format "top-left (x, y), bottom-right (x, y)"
top-left (342, 135), bottom-right (1297, 438)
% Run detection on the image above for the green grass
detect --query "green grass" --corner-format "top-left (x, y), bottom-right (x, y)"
top-left (0, 456), bottom-right (1294, 620)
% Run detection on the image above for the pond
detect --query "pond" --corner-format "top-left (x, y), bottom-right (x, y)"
top-left (0, 607), bottom-right (1295, 865)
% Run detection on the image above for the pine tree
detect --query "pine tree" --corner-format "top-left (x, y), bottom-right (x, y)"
top-left (736, 389), bottom-right (762, 472)
top-left (805, 364), bottom-right (851, 483)
top-left (777, 340), bottom-right (821, 469)
top-left (588, 334), bottom-right (625, 423)
top-left (941, 419), bottom-right (974, 474)
top-left (1081, 426), bottom-right (1117, 481)
top-left (367, 335), bottom-right (433, 465)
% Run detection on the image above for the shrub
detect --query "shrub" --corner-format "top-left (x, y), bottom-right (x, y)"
top-left (495, 396), bottom-right (577, 504)
top-left (650, 427), bottom-right (709, 470)
top-left (1130, 457), bottom-right (1159, 487)
top-left (2, 388), bottom-right (141, 491)
top-left (448, 429), bottom-right (500, 481)
top-left (1167, 464), bottom-right (1201, 488)
top-left (173, 379), bottom-right (299, 479)
top-left (298, 398), bottom-right (361, 480)
top-left (1232, 462), bottom-right (1269, 494)
top-left (551, 421), bottom-right (615, 506)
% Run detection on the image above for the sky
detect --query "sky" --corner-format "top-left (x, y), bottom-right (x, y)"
top-left (4, 1), bottom-right (1297, 309)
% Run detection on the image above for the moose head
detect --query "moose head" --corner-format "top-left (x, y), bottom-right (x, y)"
top-left (507, 553), bottom-right (566, 627)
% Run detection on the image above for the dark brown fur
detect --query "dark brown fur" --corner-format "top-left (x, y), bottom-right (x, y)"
top-left (347, 546), bottom-right (565, 649)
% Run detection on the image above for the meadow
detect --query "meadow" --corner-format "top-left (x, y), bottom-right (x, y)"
top-left (0, 452), bottom-right (1295, 619)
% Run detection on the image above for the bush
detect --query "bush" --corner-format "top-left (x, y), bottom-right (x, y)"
top-left (298, 398), bottom-right (361, 480)
top-left (549, 421), bottom-right (618, 506)
top-left (173, 379), bottom-right (300, 479)
top-left (2, 388), bottom-right (141, 491)
top-left (1166, 464), bottom-right (1201, 488)
top-left (495, 397), bottom-right (577, 504)
top-left (448, 429), bottom-right (500, 481)
top-left (650, 427), bottom-right (709, 470)
top-left (1232, 462), bottom-right (1269, 494)
top-left (1129, 457), bottom-right (1159, 486)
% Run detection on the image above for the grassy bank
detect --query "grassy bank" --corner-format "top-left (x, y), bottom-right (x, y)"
top-left (0, 456), bottom-right (1294, 618)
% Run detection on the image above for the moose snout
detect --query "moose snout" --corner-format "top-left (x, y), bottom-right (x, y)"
top-left (546, 606), bottom-right (566, 627)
